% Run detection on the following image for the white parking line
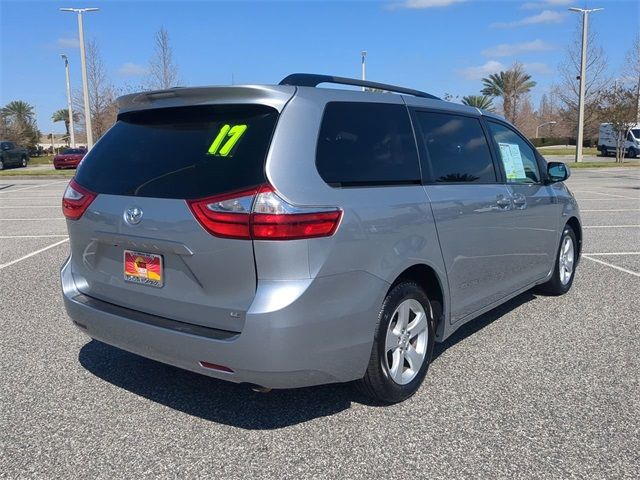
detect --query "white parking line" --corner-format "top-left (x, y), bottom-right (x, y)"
top-left (584, 252), bottom-right (640, 256)
top-left (577, 198), bottom-right (640, 201)
top-left (0, 196), bottom-right (61, 199)
top-left (0, 206), bottom-right (60, 209)
top-left (0, 235), bottom-right (68, 239)
top-left (572, 190), bottom-right (640, 200)
top-left (0, 238), bottom-right (69, 271)
top-left (0, 218), bottom-right (64, 221)
top-left (582, 225), bottom-right (640, 229)
top-left (581, 209), bottom-right (640, 212)
top-left (0, 180), bottom-right (68, 194)
top-left (583, 255), bottom-right (640, 277)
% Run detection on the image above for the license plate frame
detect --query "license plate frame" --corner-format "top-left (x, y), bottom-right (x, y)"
top-left (123, 250), bottom-right (164, 288)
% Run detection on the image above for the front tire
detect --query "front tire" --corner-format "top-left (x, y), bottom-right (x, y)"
top-left (358, 282), bottom-right (435, 404)
top-left (537, 226), bottom-right (577, 296)
top-left (627, 147), bottom-right (637, 159)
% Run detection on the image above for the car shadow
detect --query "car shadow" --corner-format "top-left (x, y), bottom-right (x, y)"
top-left (79, 290), bottom-right (537, 430)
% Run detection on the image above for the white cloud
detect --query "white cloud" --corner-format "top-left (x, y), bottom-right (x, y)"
top-left (389, 0), bottom-right (467, 9)
top-left (458, 60), bottom-right (506, 81)
top-left (491, 10), bottom-right (565, 28)
top-left (56, 37), bottom-right (79, 49)
top-left (117, 62), bottom-right (148, 77)
top-left (482, 39), bottom-right (554, 57)
top-left (522, 0), bottom-right (573, 10)
top-left (523, 62), bottom-right (552, 75)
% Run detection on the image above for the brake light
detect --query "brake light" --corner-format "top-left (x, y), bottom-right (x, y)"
top-left (62, 179), bottom-right (96, 220)
top-left (187, 184), bottom-right (342, 240)
top-left (187, 186), bottom-right (259, 239)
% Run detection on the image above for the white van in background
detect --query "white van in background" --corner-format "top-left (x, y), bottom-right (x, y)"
top-left (598, 123), bottom-right (640, 158)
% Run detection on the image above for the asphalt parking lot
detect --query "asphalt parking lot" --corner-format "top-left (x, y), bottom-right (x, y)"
top-left (1, 170), bottom-right (639, 479)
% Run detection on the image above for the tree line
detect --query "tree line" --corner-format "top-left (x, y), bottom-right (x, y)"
top-left (3, 23), bottom-right (639, 161)
top-left (458, 26), bottom-right (639, 162)
top-left (1, 26), bottom-right (179, 150)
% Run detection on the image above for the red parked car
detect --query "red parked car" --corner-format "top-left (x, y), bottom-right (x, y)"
top-left (54, 148), bottom-right (87, 169)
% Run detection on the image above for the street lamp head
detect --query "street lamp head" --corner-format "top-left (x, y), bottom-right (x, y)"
top-left (61, 54), bottom-right (67, 60)
top-left (361, 51), bottom-right (367, 57)
top-left (568, 7), bottom-right (604, 13)
top-left (60, 7), bottom-right (100, 13)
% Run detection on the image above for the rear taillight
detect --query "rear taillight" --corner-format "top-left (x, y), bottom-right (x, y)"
top-left (187, 184), bottom-right (342, 240)
top-left (62, 179), bottom-right (96, 220)
top-left (186, 187), bottom-right (258, 239)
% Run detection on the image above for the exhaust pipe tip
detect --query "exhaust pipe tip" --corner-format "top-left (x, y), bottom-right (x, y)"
top-left (249, 384), bottom-right (272, 393)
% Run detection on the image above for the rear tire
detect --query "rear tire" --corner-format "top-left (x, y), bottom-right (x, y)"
top-left (536, 226), bottom-right (577, 296)
top-left (358, 281), bottom-right (435, 404)
top-left (627, 147), bottom-right (637, 159)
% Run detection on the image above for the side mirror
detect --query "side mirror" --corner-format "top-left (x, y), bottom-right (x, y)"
top-left (547, 161), bottom-right (570, 183)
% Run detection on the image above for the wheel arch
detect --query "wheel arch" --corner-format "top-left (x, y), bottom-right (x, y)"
top-left (566, 216), bottom-right (582, 261)
top-left (388, 263), bottom-right (446, 340)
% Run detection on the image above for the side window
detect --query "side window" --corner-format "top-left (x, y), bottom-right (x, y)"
top-left (413, 111), bottom-right (496, 183)
top-left (487, 122), bottom-right (541, 184)
top-left (316, 102), bottom-right (420, 186)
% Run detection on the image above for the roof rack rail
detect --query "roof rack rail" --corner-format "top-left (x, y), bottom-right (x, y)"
top-left (279, 73), bottom-right (440, 100)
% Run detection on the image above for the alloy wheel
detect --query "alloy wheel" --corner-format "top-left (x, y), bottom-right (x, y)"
top-left (384, 299), bottom-right (429, 385)
top-left (559, 235), bottom-right (575, 285)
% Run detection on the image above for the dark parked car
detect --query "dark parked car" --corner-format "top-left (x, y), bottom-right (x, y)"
top-left (54, 148), bottom-right (87, 169)
top-left (0, 140), bottom-right (29, 170)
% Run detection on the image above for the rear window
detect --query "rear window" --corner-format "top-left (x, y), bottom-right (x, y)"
top-left (62, 149), bottom-right (86, 154)
top-left (316, 102), bottom-right (420, 187)
top-left (75, 105), bottom-right (278, 199)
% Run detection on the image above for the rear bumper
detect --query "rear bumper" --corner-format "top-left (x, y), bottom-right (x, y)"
top-left (61, 256), bottom-right (387, 388)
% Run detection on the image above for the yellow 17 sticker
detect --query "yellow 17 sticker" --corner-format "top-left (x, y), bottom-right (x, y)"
top-left (208, 124), bottom-right (248, 157)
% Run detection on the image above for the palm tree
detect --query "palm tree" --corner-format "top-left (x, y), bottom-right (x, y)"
top-left (52, 108), bottom-right (78, 143)
top-left (481, 63), bottom-right (536, 123)
top-left (461, 95), bottom-right (496, 112)
top-left (1, 100), bottom-right (39, 147)
top-left (1, 100), bottom-right (35, 125)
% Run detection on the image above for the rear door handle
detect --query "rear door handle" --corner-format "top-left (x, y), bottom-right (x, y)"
top-left (496, 195), bottom-right (511, 210)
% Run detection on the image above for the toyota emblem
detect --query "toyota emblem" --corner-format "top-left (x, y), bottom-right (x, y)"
top-left (124, 206), bottom-right (143, 225)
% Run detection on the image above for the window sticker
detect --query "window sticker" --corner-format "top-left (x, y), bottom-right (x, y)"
top-left (498, 142), bottom-right (527, 181)
top-left (208, 124), bottom-right (248, 157)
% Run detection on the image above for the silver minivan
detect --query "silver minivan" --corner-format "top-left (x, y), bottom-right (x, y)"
top-left (61, 74), bottom-right (581, 403)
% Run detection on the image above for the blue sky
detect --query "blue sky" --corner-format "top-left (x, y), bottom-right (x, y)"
top-left (1, 0), bottom-right (638, 134)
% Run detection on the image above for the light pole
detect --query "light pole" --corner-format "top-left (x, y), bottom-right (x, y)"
top-left (60, 7), bottom-right (99, 150)
top-left (568, 7), bottom-right (603, 163)
top-left (60, 54), bottom-right (76, 148)
top-left (536, 121), bottom-right (557, 138)
top-left (361, 51), bottom-right (367, 91)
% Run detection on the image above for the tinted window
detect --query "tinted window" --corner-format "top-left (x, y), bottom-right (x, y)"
top-left (487, 122), bottom-right (540, 183)
top-left (316, 102), bottom-right (420, 186)
top-left (75, 105), bottom-right (278, 199)
top-left (414, 112), bottom-right (496, 183)
top-left (62, 148), bottom-right (86, 154)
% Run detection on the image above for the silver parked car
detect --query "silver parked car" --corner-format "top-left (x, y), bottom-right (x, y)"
top-left (61, 74), bottom-right (581, 403)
